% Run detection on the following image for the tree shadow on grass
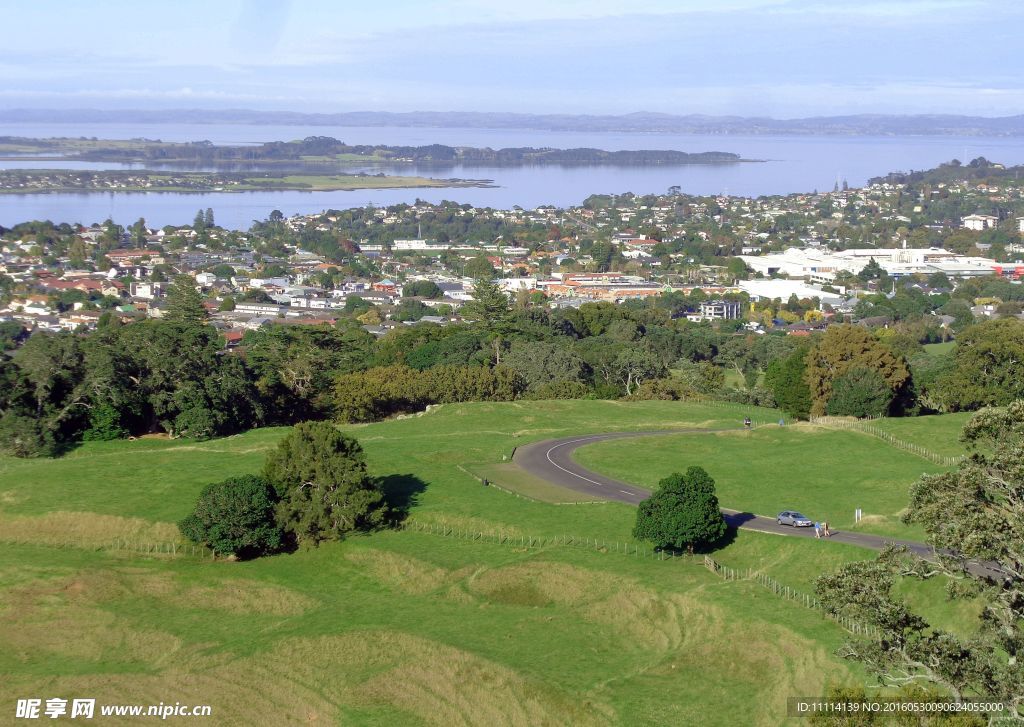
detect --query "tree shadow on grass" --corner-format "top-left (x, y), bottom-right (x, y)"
top-left (52, 438), bottom-right (84, 457)
top-left (713, 521), bottom-right (742, 551)
top-left (378, 473), bottom-right (428, 524)
top-left (657, 513), bottom-right (744, 556)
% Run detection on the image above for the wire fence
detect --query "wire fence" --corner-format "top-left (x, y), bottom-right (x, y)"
top-left (703, 555), bottom-right (881, 640)
top-left (402, 518), bottom-right (677, 558)
top-left (0, 534), bottom-right (213, 559)
top-left (808, 416), bottom-right (965, 467)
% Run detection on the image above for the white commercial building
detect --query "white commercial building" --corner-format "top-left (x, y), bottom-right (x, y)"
top-left (739, 247), bottom-right (1006, 280)
top-left (737, 279), bottom-right (846, 307)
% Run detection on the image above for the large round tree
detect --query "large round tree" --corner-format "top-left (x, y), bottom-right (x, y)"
top-left (633, 466), bottom-right (727, 551)
top-left (178, 475), bottom-right (283, 558)
top-left (263, 422), bottom-right (387, 546)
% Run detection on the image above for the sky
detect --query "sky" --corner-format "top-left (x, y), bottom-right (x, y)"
top-left (2, 0), bottom-right (1022, 117)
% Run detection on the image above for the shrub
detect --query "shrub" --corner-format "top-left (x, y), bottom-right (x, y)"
top-left (674, 360), bottom-right (725, 395)
top-left (526, 380), bottom-right (592, 400)
top-left (82, 404), bottom-right (129, 441)
top-left (333, 365), bottom-right (526, 422)
top-left (720, 386), bottom-right (777, 408)
top-left (0, 413), bottom-right (58, 458)
top-left (628, 377), bottom-right (692, 401)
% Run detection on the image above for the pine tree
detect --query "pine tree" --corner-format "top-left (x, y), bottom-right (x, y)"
top-left (263, 422), bottom-right (387, 545)
top-left (164, 275), bottom-right (208, 325)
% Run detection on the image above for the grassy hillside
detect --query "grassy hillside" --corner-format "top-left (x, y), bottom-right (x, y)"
top-left (0, 401), bottom-right (974, 725)
top-left (866, 413), bottom-right (972, 457)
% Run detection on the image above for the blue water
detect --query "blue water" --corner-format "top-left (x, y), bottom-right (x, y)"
top-left (2, 122), bottom-right (1023, 229)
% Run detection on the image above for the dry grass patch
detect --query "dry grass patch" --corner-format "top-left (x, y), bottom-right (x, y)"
top-left (2, 659), bottom-right (336, 727)
top-left (0, 510), bottom-right (182, 550)
top-left (584, 590), bottom-right (691, 653)
top-left (672, 614), bottom-right (844, 727)
top-left (469, 560), bottom-right (708, 653)
top-left (346, 549), bottom-right (453, 596)
top-left (1, 572), bottom-right (332, 725)
top-left (469, 561), bottom-right (618, 608)
top-left (1, 571), bottom-right (183, 666)
top-left (15, 630), bottom-right (614, 727)
top-left (176, 581), bottom-right (318, 617)
top-left (352, 632), bottom-right (615, 727)
top-left (1, 568), bottom-right (317, 624)
top-left (5, 602), bottom-right (183, 666)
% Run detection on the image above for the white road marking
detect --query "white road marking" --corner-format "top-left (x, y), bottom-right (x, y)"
top-left (543, 435), bottom-right (631, 489)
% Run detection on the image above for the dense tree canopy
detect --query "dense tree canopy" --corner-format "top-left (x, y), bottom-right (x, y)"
top-left (825, 366), bottom-right (894, 418)
top-left (463, 255), bottom-right (496, 280)
top-left (633, 466), bottom-right (727, 551)
top-left (765, 346), bottom-right (812, 419)
top-left (402, 280), bottom-right (443, 299)
top-left (931, 318), bottom-right (1024, 411)
top-left (804, 325), bottom-right (910, 416)
top-left (179, 475), bottom-right (283, 558)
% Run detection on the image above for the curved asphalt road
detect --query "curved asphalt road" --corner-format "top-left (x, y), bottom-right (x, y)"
top-left (513, 430), bottom-right (937, 558)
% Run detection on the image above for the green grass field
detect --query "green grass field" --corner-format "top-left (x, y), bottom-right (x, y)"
top-left (923, 340), bottom-right (956, 357)
top-left (469, 462), bottom-right (606, 504)
top-left (572, 423), bottom-right (952, 538)
top-left (865, 413), bottom-right (972, 457)
top-left (0, 401), bottom-right (977, 724)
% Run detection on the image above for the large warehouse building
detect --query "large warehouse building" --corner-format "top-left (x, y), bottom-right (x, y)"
top-left (738, 247), bottom-right (1018, 282)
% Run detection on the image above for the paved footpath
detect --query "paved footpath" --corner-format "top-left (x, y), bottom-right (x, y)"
top-left (512, 430), bottom-right (937, 558)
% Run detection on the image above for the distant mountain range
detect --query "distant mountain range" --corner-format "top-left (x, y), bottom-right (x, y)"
top-left (4, 109), bottom-right (1024, 136)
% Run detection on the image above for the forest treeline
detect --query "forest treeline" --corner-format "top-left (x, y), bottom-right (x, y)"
top-left (2, 274), bottom-right (1022, 458)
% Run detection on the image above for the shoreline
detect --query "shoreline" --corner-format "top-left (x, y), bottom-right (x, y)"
top-left (0, 170), bottom-right (497, 195)
top-left (0, 155), bottom-right (764, 167)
